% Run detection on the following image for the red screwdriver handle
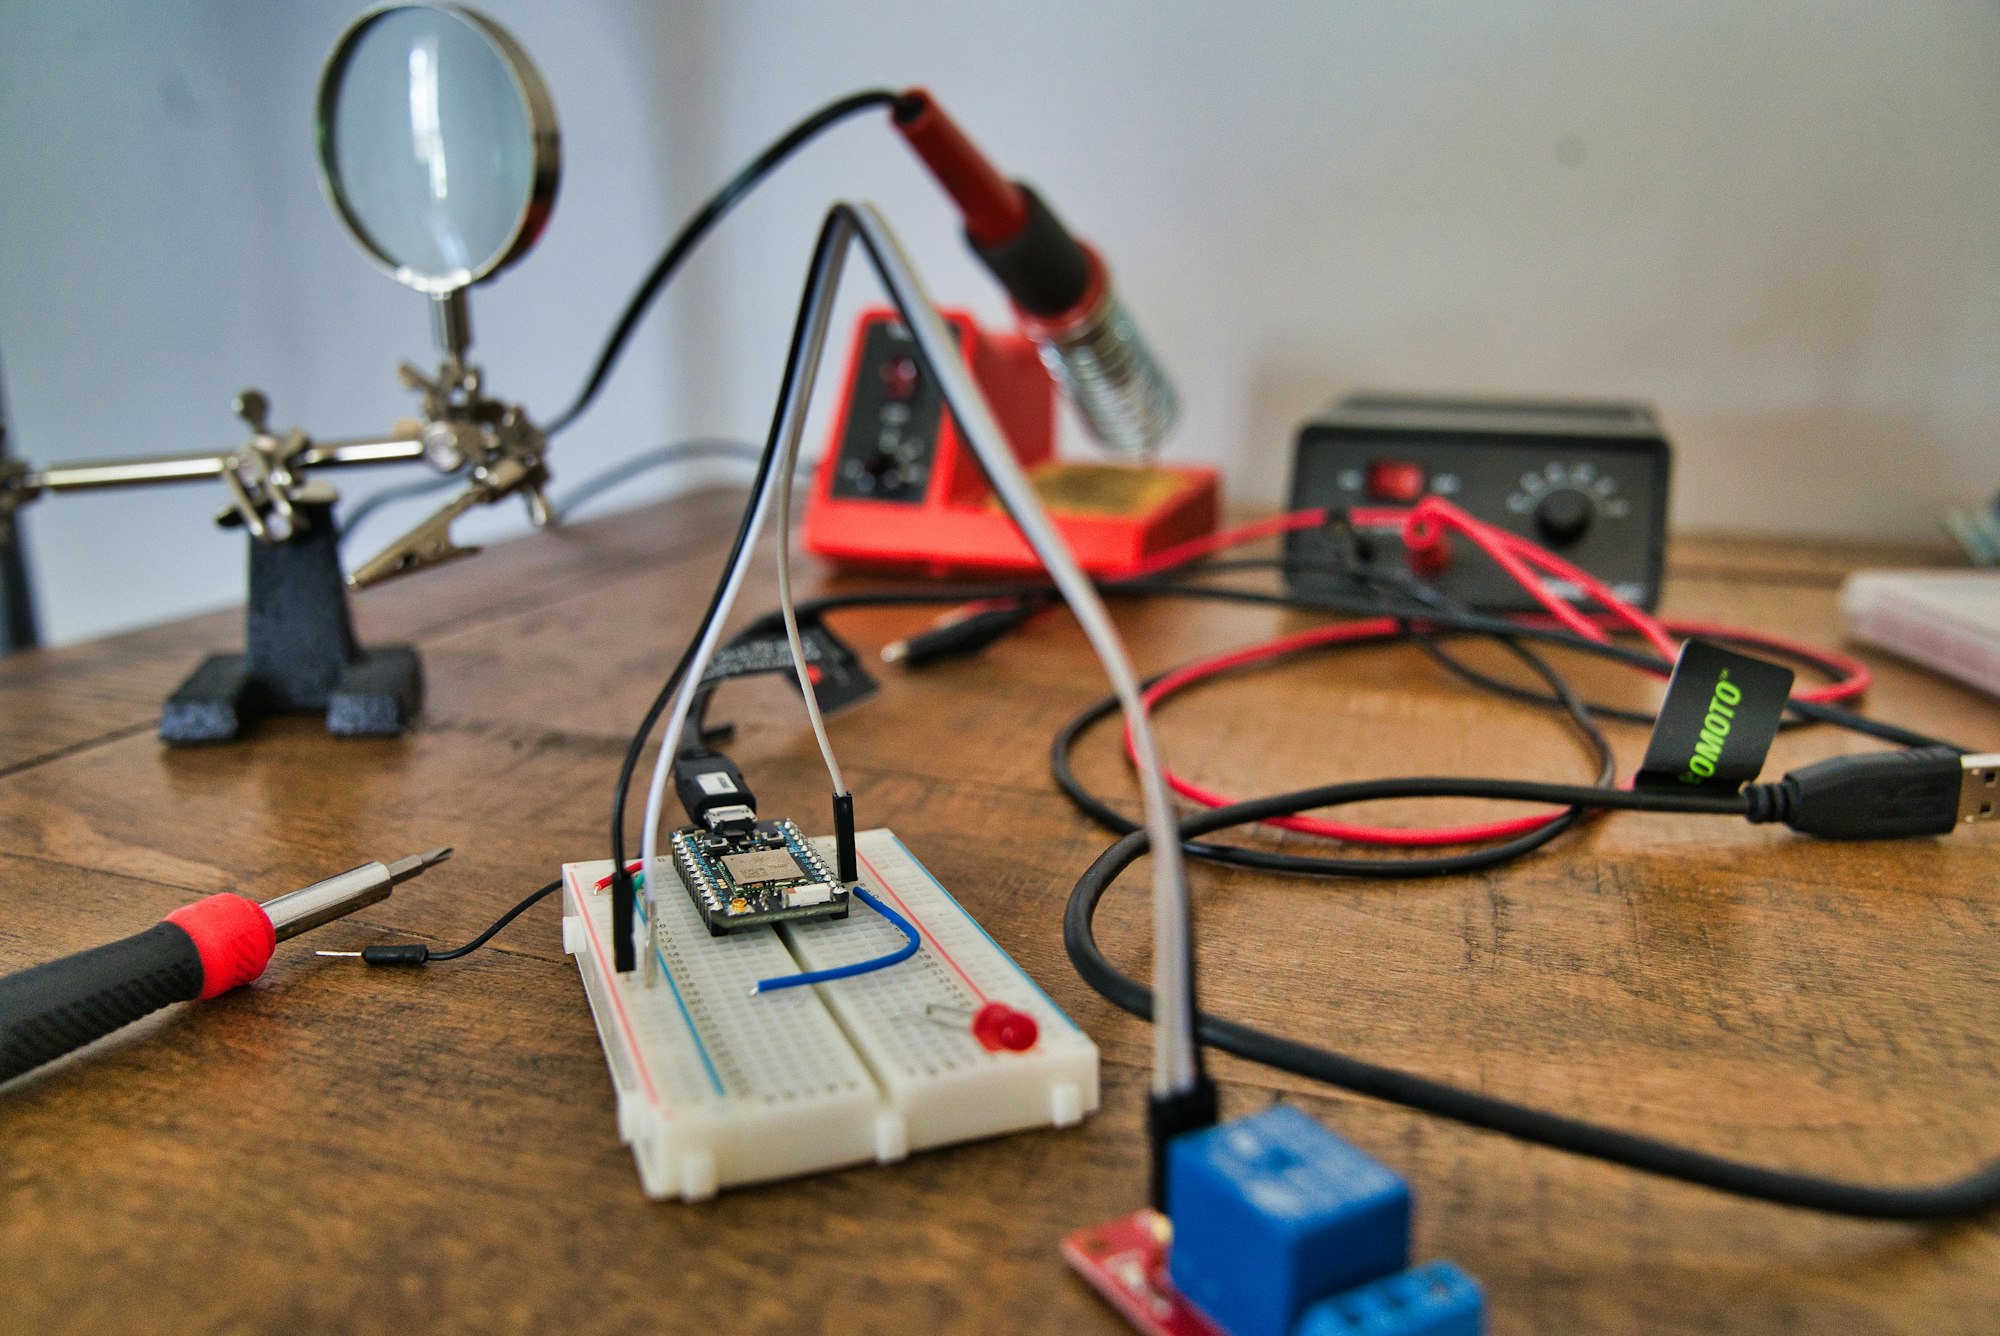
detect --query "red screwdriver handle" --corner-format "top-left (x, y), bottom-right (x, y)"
top-left (0, 893), bottom-right (274, 1085)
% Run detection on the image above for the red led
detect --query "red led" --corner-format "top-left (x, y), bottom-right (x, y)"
top-left (971, 1002), bottom-right (1039, 1053)
top-left (1364, 458), bottom-right (1426, 504)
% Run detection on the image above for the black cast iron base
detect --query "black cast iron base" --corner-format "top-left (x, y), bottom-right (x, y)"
top-left (156, 501), bottom-right (423, 746)
top-left (161, 646), bottom-right (421, 744)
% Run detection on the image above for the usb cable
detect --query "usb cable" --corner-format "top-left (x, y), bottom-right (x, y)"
top-left (1744, 747), bottom-right (2000, 839)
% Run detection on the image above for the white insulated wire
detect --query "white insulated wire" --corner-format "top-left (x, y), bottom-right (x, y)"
top-left (634, 465), bottom-right (778, 964)
top-left (776, 384), bottom-right (846, 797)
top-left (633, 202), bottom-right (1198, 1095)
top-left (634, 233), bottom-right (853, 969)
top-left (842, 205), bottom-right (1199, 1095)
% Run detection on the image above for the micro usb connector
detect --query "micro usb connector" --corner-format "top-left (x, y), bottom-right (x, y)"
top-left (672, 747), bottom-right (758, 834)
top-left (702, 803), bottom-right (758, 836)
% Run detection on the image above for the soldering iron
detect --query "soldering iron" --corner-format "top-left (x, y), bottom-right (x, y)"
top-left (891, 88), bottom-right (1180, 454)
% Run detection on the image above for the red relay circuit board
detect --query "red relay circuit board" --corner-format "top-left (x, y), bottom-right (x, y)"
top-left (1062, 1210), bottom-right (1223, 1336)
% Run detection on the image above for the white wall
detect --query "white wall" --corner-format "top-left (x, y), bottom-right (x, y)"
top-left (0, 0), bottom-right (728, 645)
top-left (3, 1), bottom-right (1996, 645)
top-left (693, 0), bottom-right (2000, 535)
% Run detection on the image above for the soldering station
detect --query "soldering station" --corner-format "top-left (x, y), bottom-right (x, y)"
top-left (2, 7), bottom-right (1997, 1334)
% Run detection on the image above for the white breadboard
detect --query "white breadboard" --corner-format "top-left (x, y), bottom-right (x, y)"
top-left (560, 827), bottom-right (1099, 1200)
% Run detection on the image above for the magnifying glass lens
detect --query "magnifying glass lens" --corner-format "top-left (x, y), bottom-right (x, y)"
top-left (324, 7), bottom-right (538, 288)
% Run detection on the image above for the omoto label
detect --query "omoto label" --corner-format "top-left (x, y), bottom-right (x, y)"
top-left (1635, 639), bottom-right (1794, 794)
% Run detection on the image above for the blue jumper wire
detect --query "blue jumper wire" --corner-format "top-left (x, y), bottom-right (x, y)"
top-left (629, 872), bottom-right (921, 994)
top-left (754, 886), bottom-right (920, 993)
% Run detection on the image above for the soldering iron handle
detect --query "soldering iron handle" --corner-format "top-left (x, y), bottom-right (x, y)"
top-left (0, 923), bottom-right (207, 1084)
top-left (0, 893), bottom-right (276, 1085)
top-left (891, 87), bottom-right (1181, 454)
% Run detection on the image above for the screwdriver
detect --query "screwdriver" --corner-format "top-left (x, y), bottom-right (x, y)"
top-left (0, 847), bottom-right (452, 1085)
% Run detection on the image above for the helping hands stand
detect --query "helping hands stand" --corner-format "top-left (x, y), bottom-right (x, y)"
top-left (0, 3), bottom-right (567, 744)
top-left (0, 320), bottom-right (553, 746)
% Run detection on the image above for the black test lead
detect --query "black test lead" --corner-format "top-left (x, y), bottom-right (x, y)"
top-left (0, 847), bottom-right (452, 1084)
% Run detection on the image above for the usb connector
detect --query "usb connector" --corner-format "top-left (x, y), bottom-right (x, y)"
top-left (672, 747), bottom-right (758, 834)
top-left (1744, 747), bottom-right (2000, 839)
top-left (1960, 753), bottom-right (2000, 825)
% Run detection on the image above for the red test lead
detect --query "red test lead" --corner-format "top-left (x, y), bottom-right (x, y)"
top-left (0, 847), bottom-right (452, 1085)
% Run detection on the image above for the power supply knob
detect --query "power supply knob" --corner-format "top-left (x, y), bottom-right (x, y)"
top-left (1533, 488), bottom-right (1594, 547)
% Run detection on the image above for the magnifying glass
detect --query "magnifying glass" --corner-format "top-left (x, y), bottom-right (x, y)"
top-left (316, 3), bottom-right (559, 359)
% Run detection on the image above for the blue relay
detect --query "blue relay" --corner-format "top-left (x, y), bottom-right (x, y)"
top-left (1167, 1104), bottom-right (1412, 1336)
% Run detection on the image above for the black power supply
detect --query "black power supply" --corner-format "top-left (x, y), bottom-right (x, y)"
top-left (1284, 393), bottom-right (1673, 611)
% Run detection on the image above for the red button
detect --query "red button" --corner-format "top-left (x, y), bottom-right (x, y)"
top-left (1364, 458), bottom-right (1426, 503)
top-left (881, 355), bottom-right (920, 401)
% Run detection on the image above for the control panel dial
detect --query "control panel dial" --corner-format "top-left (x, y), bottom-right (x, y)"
top-left (1531, 487), bottom-right (1594, 546)
top-left (1506, 460), bottom-right (1630, 547)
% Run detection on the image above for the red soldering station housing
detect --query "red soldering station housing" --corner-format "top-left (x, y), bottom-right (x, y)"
top-left (802, 308), bottom-right (1218, 578)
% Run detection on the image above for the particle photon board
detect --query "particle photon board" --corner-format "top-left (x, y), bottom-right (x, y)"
top-left (671, 817), bottom-right (850, 934)
top-left (560, 828), bottom-right (1099, 1200)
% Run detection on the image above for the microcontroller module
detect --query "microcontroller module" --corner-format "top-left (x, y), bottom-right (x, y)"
top-left (671, 817), bottom-right (850, 935)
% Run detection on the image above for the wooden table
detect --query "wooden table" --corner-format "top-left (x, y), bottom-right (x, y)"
top-left (3, 493), bottom-right (1996, 1334)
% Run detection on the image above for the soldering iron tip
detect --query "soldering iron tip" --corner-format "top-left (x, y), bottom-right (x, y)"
top-left (386, 846), bottom-right (455, 884)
